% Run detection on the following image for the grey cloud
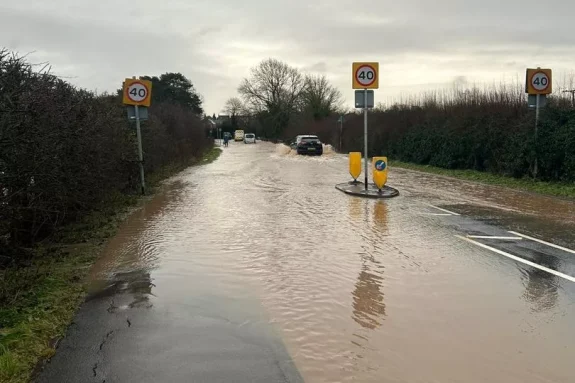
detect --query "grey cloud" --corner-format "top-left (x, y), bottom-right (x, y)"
top-left (217, 0), bottom-right (575, 59)
top-left (3, 0), bottom-right (575, 114)
top-left (0, 6), bottom-right (230, 110)
top-left (301, 62), bottom-right (328, 73)
top-left (1, 8), bottom-right (194, 69)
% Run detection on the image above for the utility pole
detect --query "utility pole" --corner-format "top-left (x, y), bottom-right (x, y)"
top-left (563, 89), bottom-right (575, 107)
top-left (338, 115), bottom-right (344, 152)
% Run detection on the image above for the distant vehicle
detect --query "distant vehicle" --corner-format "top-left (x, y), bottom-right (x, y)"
top-left (234, 130), bottom-right (245, 141)
top-left (290, 135), bottom-right (323, 155)
top-left (244, 133), bottom-right (256, 144)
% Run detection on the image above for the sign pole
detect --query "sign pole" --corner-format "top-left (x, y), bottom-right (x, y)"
top-left (534, 93), bottom-right (540, 179)
top-left (363, 89), bottom-right (368, 190)
top-left (134, 104), bottom-right (146, 195)
top-left (122, 76), bottom-right (152, 195)
top-left (525, 67), bottom-right (552, 179)
top-left (352, 62), bottom-right (378, 190)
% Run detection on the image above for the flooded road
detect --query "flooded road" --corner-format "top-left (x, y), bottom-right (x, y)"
top-left (39, 142), bottom-right (575, 383)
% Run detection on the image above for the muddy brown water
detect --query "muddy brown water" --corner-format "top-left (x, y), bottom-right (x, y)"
top-left (87, 142), bottom-right (575, 383)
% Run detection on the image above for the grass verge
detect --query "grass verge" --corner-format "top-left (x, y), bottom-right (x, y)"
top-left (390, 160), bottom-right (575, 199)
top-left (0, 147), bottom-right (221, 383)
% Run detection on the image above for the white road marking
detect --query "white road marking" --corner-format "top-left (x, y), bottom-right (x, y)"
top-left (425, 203), bottom-right (460, 216)
top-left (455, 235), bottom-right (575, 283)
top-left (508, 231), bottom-right (575, 255)
top-left (467, 235), bottom-right (522, 240)
top-left (420, 212), bottom-right (453, 216)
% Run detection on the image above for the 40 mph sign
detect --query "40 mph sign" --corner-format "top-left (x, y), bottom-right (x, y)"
top-left (123, 78), bottom-right (153, 107)
top-left (526, 68), bottom-right (552, 95)
top-left (353, 62), bottom-right (379, 89)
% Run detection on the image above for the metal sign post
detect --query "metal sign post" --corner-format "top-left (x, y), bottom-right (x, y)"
top-left (123, 77), bottom-right (152, 195)
top-left (352, 62), bottom-right (379, 190)
top-left (534, 93), bottom-right (540, 177)
top-left (134, 105), bottom-right (146, 195)
top-left (363, 89), bottom-right (369, 190)
top-left (525, 67), bottom-right (552, 179)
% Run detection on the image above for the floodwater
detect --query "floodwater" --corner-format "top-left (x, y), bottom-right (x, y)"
top-left (86, 142), bottom-right (575, 383)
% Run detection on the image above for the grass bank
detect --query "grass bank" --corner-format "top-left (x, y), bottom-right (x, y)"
top-left (0, 147), bottom-right (221, 383)
top-left (390, 160), bottom-right (575, 199)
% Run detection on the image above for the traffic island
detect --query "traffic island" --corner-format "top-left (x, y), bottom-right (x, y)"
top-left (335, 181), bottom-right (399, 198)
top-left (337, 153), bottom-right (399, 198)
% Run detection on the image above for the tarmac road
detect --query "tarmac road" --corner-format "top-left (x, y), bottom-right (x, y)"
top-left (37, 142), bottom-right (575, 383)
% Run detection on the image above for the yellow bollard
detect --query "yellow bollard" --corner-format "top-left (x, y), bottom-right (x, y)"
top-left (372, 157), bottom-right (388, 191)
top-left (349, 152), bottom-right (362, 181)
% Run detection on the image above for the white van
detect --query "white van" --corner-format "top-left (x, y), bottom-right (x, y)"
top-left (234, 130), bottom-right (245, 141)
top-left (244, 133), bottom-right (256, 144)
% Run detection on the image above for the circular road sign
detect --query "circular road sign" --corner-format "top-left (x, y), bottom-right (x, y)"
top-left (531, 71), bottom-right (550, 92)
top-left (375, 159), bottom-right (387, 171)
top-left (355, 65), bottom-right (377, 87)
top-left (126, 81), bottom-right (149, 103)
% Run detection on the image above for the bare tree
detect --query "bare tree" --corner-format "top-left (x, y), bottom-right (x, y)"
top-left (300, 74), bottom-right (343, 119)
top-left (238, 58), bottom-right (305, 137)
top-left (223, 97), bottom-right (245, 116)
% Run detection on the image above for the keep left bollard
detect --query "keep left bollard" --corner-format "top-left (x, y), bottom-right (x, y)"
top-left (372, 157), bottom-right (388, 192)
top-left (349, 152), bottom-right (362, 183)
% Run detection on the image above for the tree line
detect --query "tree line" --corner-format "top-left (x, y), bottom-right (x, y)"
top-left (0, 49), bottom-right (212, 258)
top-left (339, 87), bottom-right (575, 182)
top-left (222, 58), bottom-right (344, 140)
top-left (227, 58), bottom-right (575, 183)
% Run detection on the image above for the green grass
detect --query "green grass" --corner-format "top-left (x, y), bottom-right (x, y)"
top-left (0, 246), bottom-right (99, 383)
top-left (390, 160), bottom-right (575, 199)
top-left (0, 147), bottom-right (221, 383)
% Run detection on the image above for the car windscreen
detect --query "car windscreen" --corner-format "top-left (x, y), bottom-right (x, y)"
top-left (301, 137), bottom-right (319, 143)
top-left (245, 134), bottom-right (255, 138)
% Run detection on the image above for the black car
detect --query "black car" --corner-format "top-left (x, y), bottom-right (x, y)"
top-left (290, 135), bottom-right (323, 155)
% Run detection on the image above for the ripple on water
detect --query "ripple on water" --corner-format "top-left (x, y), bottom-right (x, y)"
top-left (87, 143), bottom-right (575, 383)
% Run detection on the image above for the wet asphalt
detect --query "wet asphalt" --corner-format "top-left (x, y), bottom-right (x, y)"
top-left (36, 142), bottom-right (575, 383)
top-left (36, 270), bottom-right (302, 383)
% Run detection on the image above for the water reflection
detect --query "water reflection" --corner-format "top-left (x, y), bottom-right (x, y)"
top-left (347, 196), bottom-right (363, 222)
top-left (352, 261), bottom-right (386, 329)
top-left (351, 201), bottom-right (389, 330)
top-left (521, 252), bottom-right (559, 313)
top-left (371, 201), bottom-right (389, 235)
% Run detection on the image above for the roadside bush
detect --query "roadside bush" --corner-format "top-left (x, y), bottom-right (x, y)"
top-left (330, 86), bottom-right (575, 183)
top-left (0, 50), bottom-right (211, 255)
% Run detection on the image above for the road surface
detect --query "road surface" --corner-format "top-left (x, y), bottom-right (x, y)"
top-left (38, 142), bottom-right (575, 383)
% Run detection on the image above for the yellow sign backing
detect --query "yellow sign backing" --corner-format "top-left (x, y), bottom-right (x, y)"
top-left (372, 157), bottom-right (388, 190)
top-left (122, 78), bottom-right (153, 107)
top-left (352, 62), bottom-right (379, 89)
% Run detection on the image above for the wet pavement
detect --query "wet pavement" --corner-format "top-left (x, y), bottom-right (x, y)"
top-left (38, 142), bottom-right (575, 383)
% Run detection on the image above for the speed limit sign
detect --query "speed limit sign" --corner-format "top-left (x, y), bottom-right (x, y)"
top-left (526, 68), bottom-right (552, 95)
top-left (352, 62), bottom-right (379, 89)
top-left (122, 78), bottom-right (153, 106)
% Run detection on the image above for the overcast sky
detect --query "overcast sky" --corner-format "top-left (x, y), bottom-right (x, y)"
top-left (2, 0), bottom-right (574, 115)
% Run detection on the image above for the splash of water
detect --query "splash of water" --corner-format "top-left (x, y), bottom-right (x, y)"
top-left (275, 143), bottom-right (336, 157)
top-left (275, 144), bottom-right (296, 156)
top-left (322, 144), bottom-right (335, 155)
